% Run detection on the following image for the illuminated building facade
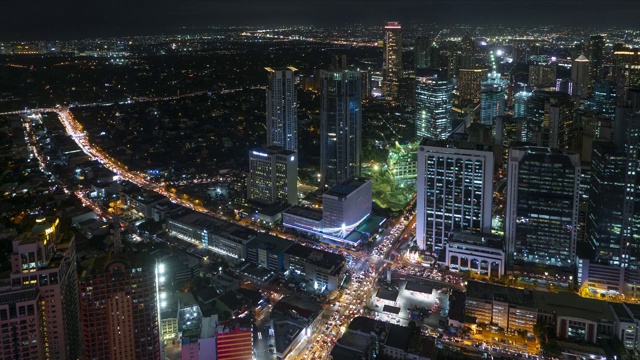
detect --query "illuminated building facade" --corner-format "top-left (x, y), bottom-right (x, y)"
top-left (480, 72), bottom-right (507, 126)
top-left (0, 217), bottom-right (81, 360)
top-left (571, 54), bottom-right (590, 99)
top-left (459, 33), bottom-right (475, 70)
top-left (587, 141), bottom-right (627, 266)
top-left (320, 70), bottom-right (362, 189)
top-left (247, 146), bottom-right (298, 206)
top-left (528, 64), bottom-right (557, 87)
top-left (322, 177), bottom-right (372, 238)
top-left (383, 21), bottom-right (402, 100)
top-left (592, 81), bottom-right (616, 119)
top-left (217, 327), bottom-right (253, 360)
top-left (505, 147), bottom-right (580, 267)
top-left (78, 251), bottom-right (161, 360)
top-left (266, 67), bottom-right (298, 152)
top-left (415, 69), bottom-right (453, 140)
top-left (513, 91), bottom-right (531, 119)
top-left (387, 142), bottom-right (419, 188)
top-left (588, 35), bottom-right (605, 84)
top-left (416, 140), bottom-right (494, 253)
top-left (458, 68), bottom-right (487, 104)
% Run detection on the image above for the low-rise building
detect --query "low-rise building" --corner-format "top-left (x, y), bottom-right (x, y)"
top-left (284, 243), bottom-right (346, 292)
top-left (245, 233), bottom-right (293, 272)
top-left (443, 230), bottom-right (505, 278)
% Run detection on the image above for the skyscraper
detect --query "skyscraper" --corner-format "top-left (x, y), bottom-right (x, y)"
top-left (320, 70), bottom-right (362, 189)
top-left (416, 140), bottom-right (494, 252)
top-left (266, 67), bottom-right (298, 152)
top-left (480, 72), bottom-right (507, 126)
top-left (587, 141), bottom-right (627, 266)
top-left (505, 147), bottom-right (580, 267)
top-left (592, 81), bottom-right (617, 119)
top-left (415, 70), bottom-right (453, 140)
top-left (247, 146), bottom-right (298, 206)
top-left (588, 35), bottom-right (605, 84)
top-left (459, 33), bottom-right (475, 70)
top-left (79, 248), bottom-right (161, 360)
top-left (383, 21), bottom-right (402, 100)
top-left (414, 37), bottom-right (432, 70)
top-left (0, 218), bottom-right (81, 360)
top-left (571, 54), bottom-right (591, 99)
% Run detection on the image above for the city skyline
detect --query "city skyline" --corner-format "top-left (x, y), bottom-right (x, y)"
top-left (1, 1), bottom-right (640, 41)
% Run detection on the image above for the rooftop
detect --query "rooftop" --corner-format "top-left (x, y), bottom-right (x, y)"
top-left (246, 233), bottom-right (293, 254)
top-left (533, 291), bottom-right (613, 322)
top-left (466, 280), bottom-right (535, 308)
top-left (324, 177), bottom-right (370, 197)
top-left (284, 205), bottom-right (323, 221)
top-left (376, 287), bottom-right (399, 302)
top-left (284, 243), bottom-right (345, 270)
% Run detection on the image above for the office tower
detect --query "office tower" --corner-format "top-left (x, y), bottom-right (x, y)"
top-left (265, 67), bottom-right (298, 152)
top-left (571, 54), bottom-right (591, 99)
top-left (592, 81), bottom-right (617, 119)
top-left (398, 75), bottom-right (416, 107)
top-left (480, 72), bottom-right (507, 126)
top-left (547, 99), bottom-right (574, 149)
top-left (322, 177), bottom-right (372, 238)
top-left (528, 64), bottom-right (557, 87)
top-left (79, 248), bottom-right (161, 360)
top-left (514, 90), bottom-right (532, 118)
top-left (247, 146), bottom-right (298, 206)
top-left (383, 21), bottom-right (403, 100)
top-left (460, 33), bottom-right (475, 70)
top-left (0, 218), bottom-right (81, 360)
top-left (588, 141), bottom-right (627, 266)
top-left (458, 68), bottom-right (488, 104)
top-left (416, 69), bottom-right (453, 140)
top-left (414, 37), bottom-right (432, 70)
top-left (612, 48), bottom-right (640, 106)
top-left (320, 69), bottom-right (362, 189)
top-left (588, 35), bottom-right (605, 84)
top-left (416, 139), bottom-right (494, 252)
top-left (505, 147), bottom-right (580, 267)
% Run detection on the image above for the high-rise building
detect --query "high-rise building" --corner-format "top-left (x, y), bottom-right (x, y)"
top-left (592, 81), bottom-right (617, 119)
top-left (528, 64), bottom-right (557, 87)
top-left (612, 48), bottom-right (640, 106)
top-left (460, 33), bottom-right (475, 70)
top-left (571, 54), bottom-right (591, 99)
top-left (505, 147), bottom-right (580, 267)
top-left (0, 218), bottom-right (81, 360)
top-left (265, 67), bottom-right (298, 152)
top-left (383, 21), bottom-right (403, 100)
top-left (458, 68), bottom-right (487, 104)
top-left (514, 91), bottom-right (532, 118)
top-left (416, 139), bottom-right (494, 252)
top-left (320, 69), bottom-right (362, 189)
top-left (588, 141), bottom-right (628, 266)
top-left (247, 146), bottom-right (298, 206)
top-left (415, 69), bottom-right (453, 140)
top-left (79, 248), bottom-right (161, 360)
top-left (588, 35), bottom-right (605, 84)
top-left (414, 37), bottom-right (432, 70)
top-left (480, 72), bottom-right (507, 126)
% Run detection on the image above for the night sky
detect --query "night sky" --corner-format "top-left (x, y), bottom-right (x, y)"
top-left (1, 0), bottom-right (639, 41)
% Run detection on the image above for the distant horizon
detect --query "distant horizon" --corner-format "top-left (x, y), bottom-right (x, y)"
top-left (1, 0), bottom-right (639, 42)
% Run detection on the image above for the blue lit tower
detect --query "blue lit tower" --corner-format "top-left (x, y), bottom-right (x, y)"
top-left (265, 67), bottom-right (298, 152)
top-left (514, 90), bottom-right (531, 118)
top-left (480, 72), bottom-right (507, 126)
top-left (416, 69), bottom-right (453, 140)
top-left (320, 70), bottom-right (362, 189)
